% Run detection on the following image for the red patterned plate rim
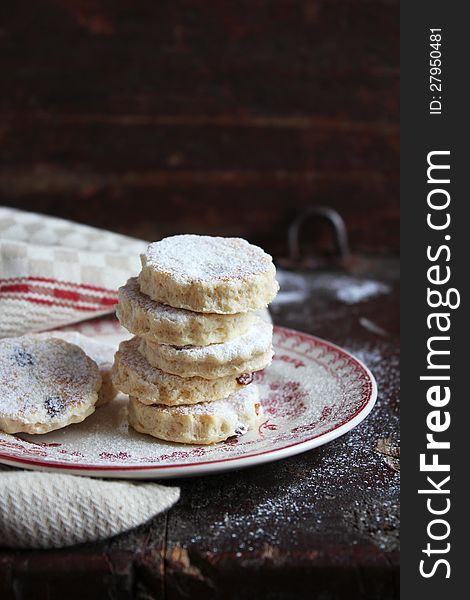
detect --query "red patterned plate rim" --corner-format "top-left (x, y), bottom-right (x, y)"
top-left (0, 326), bottom-right (377, 478)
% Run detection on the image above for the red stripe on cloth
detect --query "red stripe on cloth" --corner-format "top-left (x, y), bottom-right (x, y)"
top-left (0, 277), bottom-right (119, 295)
top-left (1, 294), bottom-right (110, 312)
top-left (0, 277), bottom-right (118, 312)
top-left (1, 277), bottom-right (117, 295)
top-left (98, 297), bottom-right (118, 306)
top-left (1, 291), bottom-right (118, 309)
top-left (17, 277), bottom-right (119, 294)
top-left (52, 288), bottom-right (117, 306)
top-left (0, 284), bottom-right (30, 293)
top-left (53, 289), bottom-right (82, 302)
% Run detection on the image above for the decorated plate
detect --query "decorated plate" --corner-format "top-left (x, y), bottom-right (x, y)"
top-left (0, 323), bottom-right (377, 479)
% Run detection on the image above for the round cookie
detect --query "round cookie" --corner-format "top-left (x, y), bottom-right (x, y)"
top-left (0, 337), bottom-right (102, 434)
top-left (138, 317), bottom-right (273, 380)
top-left (35, 331), bottom-right (117, 406)
top-left (112, 338), bottom-right (252, 406)
top-left (128, 384), bottom-right (262, 445)
top-left (138, 235), bottom-right (279, 314)
top-left (117, 277), bottom-right (255, 346)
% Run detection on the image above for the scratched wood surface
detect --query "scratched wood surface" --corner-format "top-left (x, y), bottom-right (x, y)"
top-left (0, 258), bottom-right (400, 600)
top-left (0, 0), bottom-right (399, 255)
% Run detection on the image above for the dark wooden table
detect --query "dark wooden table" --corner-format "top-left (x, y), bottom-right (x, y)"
top-left (0, 257), bottom-right (399, 600)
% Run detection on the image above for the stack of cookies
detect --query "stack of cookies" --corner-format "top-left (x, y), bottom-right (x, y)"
top-left (112, 235), bottom-right (279, 445)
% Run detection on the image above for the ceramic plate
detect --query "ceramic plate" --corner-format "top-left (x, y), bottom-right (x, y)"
top-left (0, 323), bottom-right (377, 479)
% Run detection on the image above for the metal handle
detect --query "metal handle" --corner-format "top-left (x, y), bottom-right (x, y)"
top-left (288, 206), bottom-right (350, 263)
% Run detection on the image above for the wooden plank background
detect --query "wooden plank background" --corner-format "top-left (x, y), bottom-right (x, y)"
top-left (0, 0), bottom-right (399, 257)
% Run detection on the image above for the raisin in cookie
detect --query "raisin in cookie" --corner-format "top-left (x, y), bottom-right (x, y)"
top-left (138, 235), bottom-right (279, 314)
top-left (0, 337), bottom-right (102, 434)
top-left (35, 332), bottom-right (117, 406)
top-left (128, 384), bottom-right (262, 445)
top-left (112, 338), bottom-right (252, 405)
top-left (138, 317), bottom-right (273, 380)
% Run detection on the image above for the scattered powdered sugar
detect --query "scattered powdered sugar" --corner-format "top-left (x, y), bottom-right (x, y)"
top-left (332, 279), bottom-right (390, 304)
top-left (143, 318), bottom-right (273, 363)
top-left (179, 342), bottom-right (398, 554)
top-left (143, 235), bottom-right (275, 283)
top-left (274, 270), bottom-right (390, 306)
top-left (189, 420), bottom-right (399, 553)
top-left (274, 271), bottom-right (309, 304)
top-left (0, 337), bottom-right (100, 424)
top-left (343, 341), bottom-right (400, 415)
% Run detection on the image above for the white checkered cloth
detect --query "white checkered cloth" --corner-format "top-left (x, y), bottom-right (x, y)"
top-left (0, 209), bottom-right (181, 549)
top-left (0, 207), bottom-right (148, 338)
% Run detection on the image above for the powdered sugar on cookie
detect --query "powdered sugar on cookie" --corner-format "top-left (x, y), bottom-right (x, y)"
top-left (34, 331), bottom-right (118, 407)
top-left (142, 235), bottom-right (275, 284)
top-left (0, 337), bottom-right (101, 434)
top-left (120, 278), bottom-right (201, 324)
top-left (128, 384), bottom-right (262, 444)
top-left (35, 331), bottom-right (115, 371)
top-left (139, 235), bottom-right (279, 313)
top-left (112, 338), bottom-right (244, 405)
top-left (117, 277), bottom-right (255, 346)
top-left (152, 383), bottom-right (259, 417)
top-left (143, 317), bottom-right (272, 364)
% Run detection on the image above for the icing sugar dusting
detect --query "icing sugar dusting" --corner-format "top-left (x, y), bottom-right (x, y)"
top-left (117, 338), bottom-right (208, 384)
top-left (274, 271), bottom-right (390, 306)
top-left (334, 280), bottom-right (390, 304)
top-left (136, 384), bottom-right (259, 417)
top-left (0, 337), bottom-right (100, 424)
top-left (142, 318), bottom-right (273, 363)
top-left (143, 235), bottom-right (275, 283)
top-left (119, 277), bottom-right (249, 326)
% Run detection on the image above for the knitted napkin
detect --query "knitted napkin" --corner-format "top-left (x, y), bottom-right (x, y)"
top-left (0, 206), bottom-right (147, 338)
top-left (0, 208), bottom-right (180, 549)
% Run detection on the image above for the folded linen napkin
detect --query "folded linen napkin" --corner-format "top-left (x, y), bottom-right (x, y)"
top-left (0, 469), bottom-right (179, 549)
top-left (0, 208), bottom-right (180, 549)
top-left (0, 206), bottom-right (148, 338)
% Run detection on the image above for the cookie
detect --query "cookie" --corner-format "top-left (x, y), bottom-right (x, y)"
top-left (138, 235), bottom-right (279, 314)
top-left (112, 338), bottom-right (252, 405)
top-left (35, 331), bottom-right (117, 406)
top-left (128, 384), bottom-right (262, 444)
top-left (138, 317), bottom-right (273, 380)
top-left (0, 337), bottom-right (102, 434)
top-left (116, 277), bottom-right (255, 346)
